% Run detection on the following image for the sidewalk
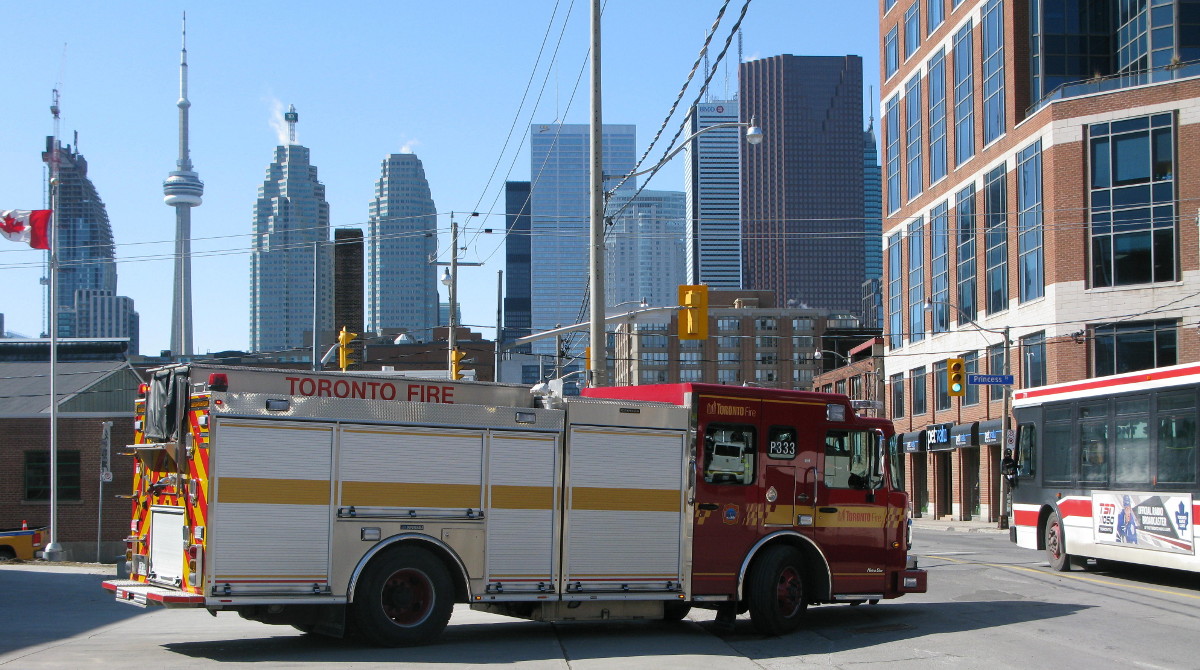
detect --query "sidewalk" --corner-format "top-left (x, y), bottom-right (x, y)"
top-left (909, 516), bottom-right (1009, 534)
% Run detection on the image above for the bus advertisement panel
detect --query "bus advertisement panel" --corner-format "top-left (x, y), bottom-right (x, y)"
top-left (1093, 492), bottom-right (1193, 554)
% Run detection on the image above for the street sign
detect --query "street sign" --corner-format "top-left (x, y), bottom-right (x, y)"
top-left (969, 374), bottom-right (1014, 385)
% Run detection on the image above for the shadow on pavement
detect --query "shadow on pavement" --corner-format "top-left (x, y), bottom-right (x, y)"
top-left (163, 598), bottom-right (1090, 664)
top-left (0, 566), bottom-right (147, 655)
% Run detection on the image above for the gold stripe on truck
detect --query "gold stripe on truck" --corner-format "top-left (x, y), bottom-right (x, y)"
top-left (218, 477), bottom-right (330, 505)
top-left (341, 481), bottom-right (481, 508)
top-left (571, 487), bottom-right (680, 512)
top-left (491, 485), bottom-right (555, 510)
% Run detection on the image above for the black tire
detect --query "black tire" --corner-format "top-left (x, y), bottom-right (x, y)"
top-left (662, 601), bottom-right (692, 621)
top-left (1045, 512), bottom-right (1071, 572)
top-left (747, 545), bottom-right (807, 636)
top-left (350, 546), bottom-right (454, 647)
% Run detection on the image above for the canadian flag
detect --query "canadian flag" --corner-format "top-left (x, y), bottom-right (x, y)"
top-left (0, 210), bottom-right (51, 250)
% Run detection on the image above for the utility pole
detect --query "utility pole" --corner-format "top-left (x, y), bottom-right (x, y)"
top-left (587, 0), bottom-right (606, 387)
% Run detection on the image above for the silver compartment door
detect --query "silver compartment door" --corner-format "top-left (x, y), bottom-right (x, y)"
top-left (209, 420), bottom-right (334, 595)
top-left (485, 431), bottom-right (561, 594)
top-left (563, 427), bottom-right (688, 593)
top-left (148, 506), bottom-right (186, 586)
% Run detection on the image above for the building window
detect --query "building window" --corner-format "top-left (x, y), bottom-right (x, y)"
top-left (756, 369), bottom-right (778, 383)
top-left (792, 317), bottom-right (814, 331)
top-left (717, 318), bottom-right (740, 331)
top-left (641, 369), bottom-right (668, 384)
top-left (930, 200), bottom-right (950, 334)
top-left (927, 0), bottom-right (944, 34)
top-left (953, 21), bottom-right (975, 165)
top-left (717, 336), bottom-right (739, 348)
top-left (886, 26), bottom-right (900, 79)
top-left (756, 336), bottom-right (779, 348)
top-left (792, 335), bottom-right (814, 349)
top-left (891, 372), bottom-right (906, 418)
top-left (928, 48), bottom-right (947, 183)
top-left (908, 217), bottom-right (926, 343)
top-left (1017, 140), bottom-right (1044, 303)
top-left (1089, 114), bottom-right (1176, 288)
top-left (1093, 320), bottom-right (1177, 377)
top-left (640, 334), bottom-right (668, 348)
top-left (641, 352), bottom-right (669, 365)
top-left (905, 3), bottom-right (921, 59)
top-left (756, 317), bottom-right (778, 331)
top-left (963, 351), bottom-right (980, 405)
top-left (679, 369), bottom-right (703, 382)
top-left (984, 165), bottom-right (1008, 315)
top-left (935, 359), bottom-right (951, 410)
top-left (912, 366), bottom-right (927, 416)
top-left (755, 352), bottom-right (779, 366)
top-left (718, 352), bottom-right (740, 364)
top-left (885, 95), bottom-right (902, 213)
top-left (905, 75), bottom-right (924, 200)
top-left (988, 344), bottom-right (1005, 403)
top-left (717, 369), bottom-right (739, 384)
top-left (679, 352), bottom-right (702, 365)
top-left (886, 0), bottom-right (899, 10)
top-left (24, 450), bottom-right (81, 502)
top-left (1022, 331), bottom-right (1047, 388)
top-left (887, 233), bottom-right (903, 348)
top-left (956, 184), bottom-right (977, 323)
top-left (981, 0), bottom-right (1006, 144)
top-left (794, 368), bottom-right (814, 382)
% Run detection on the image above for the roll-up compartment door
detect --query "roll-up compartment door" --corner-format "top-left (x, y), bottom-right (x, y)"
top-left (209, 420), bottom-right (334, 595)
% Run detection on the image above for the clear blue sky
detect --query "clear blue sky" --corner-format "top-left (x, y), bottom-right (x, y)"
top-left (0, 1), bottom-right (879, 355)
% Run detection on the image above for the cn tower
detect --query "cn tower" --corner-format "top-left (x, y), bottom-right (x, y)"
top-left (163, 12), bottom-right (203, 358)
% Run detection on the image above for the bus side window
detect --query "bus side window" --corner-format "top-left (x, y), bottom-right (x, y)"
top-left (703, 425), bottom-right (756, 485)
top-left (1017, 423), bottom-right (1036, 478)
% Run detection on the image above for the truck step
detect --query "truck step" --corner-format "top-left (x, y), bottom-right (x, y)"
top-left (103, 579), bottom-right (205, 608)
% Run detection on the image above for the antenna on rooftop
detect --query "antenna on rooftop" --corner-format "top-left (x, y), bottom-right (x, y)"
top-left (285, 104), bottom-right (298, 145)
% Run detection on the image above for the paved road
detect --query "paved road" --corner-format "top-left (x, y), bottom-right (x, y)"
top-left (3, 530), bottom-right (1200, 668)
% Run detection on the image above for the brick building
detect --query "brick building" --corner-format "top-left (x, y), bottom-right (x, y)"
top-left (0, 339), bottom-right (140, 561)
top-left (879, 0), bottom-right (1200, 521)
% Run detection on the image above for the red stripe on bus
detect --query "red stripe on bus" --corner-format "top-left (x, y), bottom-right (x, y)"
top-left (1013, 509), bottom-right (1040, 527)
top-left (1014, 364), bottom-right (1200, 401)
top-left (1056, 498), bottom-right (1091, 519)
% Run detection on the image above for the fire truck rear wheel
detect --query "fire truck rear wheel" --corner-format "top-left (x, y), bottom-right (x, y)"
top-left (747, 545), bottom-right (807, 636)
top-left (662, 601), bottom-right (692, 621)
top-left (1045, 512), bottom-right (1071, 572)
top-left (351, 546), bottom-right (454, 646)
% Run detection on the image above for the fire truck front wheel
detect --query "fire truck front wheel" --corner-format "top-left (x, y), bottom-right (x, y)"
top-left (351, 546), bottom-right (454, 646)
top-left (747, 545), bottom-right (807, 636)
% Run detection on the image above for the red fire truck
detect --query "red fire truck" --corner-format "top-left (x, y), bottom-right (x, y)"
top-left (103, 365), bottom-right (924, 646)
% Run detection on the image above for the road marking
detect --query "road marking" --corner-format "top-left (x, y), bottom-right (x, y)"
top-left (927, 554), bottom-right (1200, 601)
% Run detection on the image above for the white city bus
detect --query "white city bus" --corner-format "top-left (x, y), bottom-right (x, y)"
top-left (1010, 362), bottom-right (1199, 572)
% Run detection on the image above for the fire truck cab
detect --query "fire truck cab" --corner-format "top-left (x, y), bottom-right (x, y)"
top-left (103, 367), bottom-right (924, 647)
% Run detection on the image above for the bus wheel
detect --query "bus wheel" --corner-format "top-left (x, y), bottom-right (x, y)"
top-left (1045, 512), bottom-right (1071, 572)
top-left (351, 546), bottom-right (453, 646)
top-left (747, 546), bottom-right (807, 636)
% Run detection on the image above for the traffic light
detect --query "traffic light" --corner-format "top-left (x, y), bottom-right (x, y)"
top-left (947, 357), bottom-right (966, 397)
top-left (450, 348), bottom-right (467, 380)
top-left (678, 284), bottom-right (709, 340)
top-left (337, 326), bottom-right (358, 371)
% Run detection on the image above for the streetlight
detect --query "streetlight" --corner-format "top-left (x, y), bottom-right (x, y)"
top-left (588, 119), bottom-right (763, 386)
top-left (811, 349), bottom-right (851, 365)
top-left (923, 299), bottom-right (1012, 530)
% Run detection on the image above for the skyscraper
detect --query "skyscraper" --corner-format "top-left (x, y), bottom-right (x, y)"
top-left (528, 123), bottom-right (635, 356)
top-left (740, 55), bottom-right (866, 314)
top-left (163, 14), bottom-right (202, 358)
top-left (333, 228), bottom-right (364, 336)
top-left (684, 100), bottom-right (742, 287)
top-left (861, 119), bottom-right (884, 329)
top-left (41, 137), bottom-right (138, 350)
top-left (502, 181), bottom-right (532, 350)
top-left (366, 153), bottom-right (438, 336)
top-left (605, 190), bottom-right (687, 308)
top-left (248, 107), bottom-right (332, 353)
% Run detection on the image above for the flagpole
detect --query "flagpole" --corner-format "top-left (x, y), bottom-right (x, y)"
top-left (44, 90), bottom-right (63, 562)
